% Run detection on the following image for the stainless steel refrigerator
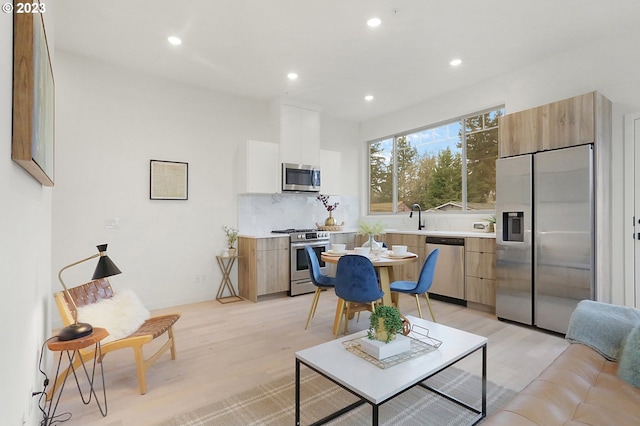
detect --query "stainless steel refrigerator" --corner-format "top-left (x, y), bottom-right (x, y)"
top-left (496, 144), bottom-right (594, 334)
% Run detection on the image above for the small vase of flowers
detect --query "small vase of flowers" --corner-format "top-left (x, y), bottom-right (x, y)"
top-left (357, 220), bottom-right (386, 252)
top-left (317, 194), bottom-right (339, 226)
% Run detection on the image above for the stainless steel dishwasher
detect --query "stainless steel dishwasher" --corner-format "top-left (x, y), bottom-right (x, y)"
top-left (426, 236), bottom-right (465, 301)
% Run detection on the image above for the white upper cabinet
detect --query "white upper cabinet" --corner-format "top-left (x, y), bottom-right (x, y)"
top-left (278, 103), bottom-right (320, 166)
top-left (320, 149), bottom-right (341, 195)
top-left (236, 139), bottom-right (279, 193)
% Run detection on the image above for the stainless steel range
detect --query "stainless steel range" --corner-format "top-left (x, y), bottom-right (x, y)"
top-left (272, 228), bottom-right (330, 296)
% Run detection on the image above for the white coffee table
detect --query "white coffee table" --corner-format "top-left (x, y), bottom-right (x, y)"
top-left (295, 315), bottom-right (488, 425)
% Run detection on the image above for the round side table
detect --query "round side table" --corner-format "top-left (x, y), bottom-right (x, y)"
top-left (45, 327), bottom-right (109, 424)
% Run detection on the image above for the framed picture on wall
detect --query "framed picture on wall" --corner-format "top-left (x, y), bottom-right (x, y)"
top-left (12, 2), bottom-right (55, 186)
top-left (150, 160), bottom-right (189, 200)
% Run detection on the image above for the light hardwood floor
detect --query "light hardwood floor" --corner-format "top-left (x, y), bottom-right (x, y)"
top-left (48, 292), bottom-right (568, 425)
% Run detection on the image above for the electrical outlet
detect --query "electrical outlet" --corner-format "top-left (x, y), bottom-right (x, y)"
top-left (195, 274), bottom-right (206, 284)
top-left (104, 217), bottom-right (120, 229)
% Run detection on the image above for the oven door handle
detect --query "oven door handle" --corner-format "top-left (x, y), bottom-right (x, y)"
top-left (290, 241), bottom-right (329, 249)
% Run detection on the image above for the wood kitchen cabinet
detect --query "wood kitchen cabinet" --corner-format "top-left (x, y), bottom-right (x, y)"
top-left (330, 232), bottom-right (355, 250)
top-left (498, 108), bottom-right (541, 157)
top-left (540, 93), bottom-right (595, 151)
top-left (356, 232), bottom-right (427, 281)
top-left (385, 233), bottom-right (427, 282)
top-left (238, 236), bottom-right (289, 302)
top-left (499, 91), bottom-right (611, 158)
top-left (465, 237), bottom-right (496, 308)
top-left (327, 232), bottom-right (356, 276)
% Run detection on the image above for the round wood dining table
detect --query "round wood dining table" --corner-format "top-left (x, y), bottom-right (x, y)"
top-left (321, 251), bottom-right (418, 336)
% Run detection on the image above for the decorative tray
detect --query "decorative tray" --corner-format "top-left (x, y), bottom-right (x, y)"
top-left (342, 325), bottom-right (443, 369)
top-left (316, 222), bottom-right (345, 231)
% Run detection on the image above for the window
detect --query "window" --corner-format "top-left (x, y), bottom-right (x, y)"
top-left (368, 107), bottom-right (503, 214)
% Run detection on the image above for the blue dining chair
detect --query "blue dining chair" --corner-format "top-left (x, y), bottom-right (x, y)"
top-left (304, 246), bottom-right (337, 330)
top-left (334, 254), bottom-right (384, 337)
top-left (390, 248), bottom-right (439, 321)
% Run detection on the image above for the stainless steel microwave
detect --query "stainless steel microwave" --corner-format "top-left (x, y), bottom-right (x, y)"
top-left (282, 163), bottom-right (321, 192)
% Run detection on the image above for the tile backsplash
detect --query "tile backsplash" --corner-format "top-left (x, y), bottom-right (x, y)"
top-left (238, 193), bottom-right (360, 235)
top-left (238, 193), bottom-right (495, 235)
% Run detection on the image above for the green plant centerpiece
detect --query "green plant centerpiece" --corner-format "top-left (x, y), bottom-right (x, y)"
top-left (367, 305), bottom-right (404, 343)
top-left (222, 225), bottom-right (239, 249)
top-left (357, 220), bottom-right (386, 251)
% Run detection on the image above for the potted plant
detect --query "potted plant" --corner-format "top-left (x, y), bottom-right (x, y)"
top-left (367, 305), bottom-right (404, 343)
top-left (357, 220), bottom-right (386, 251)
top-left (486, 214), bottom-right (496, 232)
top-left (222, 225), bottom-right (239, 256)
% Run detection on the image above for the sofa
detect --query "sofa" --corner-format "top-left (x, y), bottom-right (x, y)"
top-left (484, 300), bottom-right (640, 425)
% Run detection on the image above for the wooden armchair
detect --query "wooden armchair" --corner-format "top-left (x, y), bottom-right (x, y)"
top-left (51, 278), bottom-right (180, 397)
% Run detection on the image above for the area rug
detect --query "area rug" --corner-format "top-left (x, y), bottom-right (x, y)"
top-left (159, 367), bottom-right (516, 426)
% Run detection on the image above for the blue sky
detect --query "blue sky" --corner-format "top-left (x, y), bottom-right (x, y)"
top-left (372, 108), bottom-right (503, 164)
top-left (374, 121), bottom-right (462, 165)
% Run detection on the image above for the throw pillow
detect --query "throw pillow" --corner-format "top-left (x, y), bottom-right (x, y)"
top-left (76, 288), bottom-right (150, 343)
top-left (619, 324), bottom-right (640, 388)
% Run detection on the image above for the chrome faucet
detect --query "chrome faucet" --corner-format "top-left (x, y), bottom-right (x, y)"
top-left (409, 203), bottom-right (425, 230)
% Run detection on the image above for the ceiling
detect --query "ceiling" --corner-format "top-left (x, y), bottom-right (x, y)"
top-left (53, 0), bottom-right (640, 122)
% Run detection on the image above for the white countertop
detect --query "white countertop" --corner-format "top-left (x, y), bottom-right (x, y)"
top-left (386, 229), bottom-right (496, 239)
top-left (240, 229), bottom-right (495, 239)
top-left (238, 233), bottom-right (291, 239)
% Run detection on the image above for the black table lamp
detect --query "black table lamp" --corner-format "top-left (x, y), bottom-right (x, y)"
top-left (57, 244), bottom-right (122, 341)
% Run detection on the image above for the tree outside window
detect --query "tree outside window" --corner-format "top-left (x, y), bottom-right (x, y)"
top-left (368, 107), bottom-right (503, 214)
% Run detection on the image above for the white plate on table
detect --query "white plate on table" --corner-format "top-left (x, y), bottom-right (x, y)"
top-left (384, 252), bottom-right (417, 258)
top-left (325, 250), bottom-right (347, 256)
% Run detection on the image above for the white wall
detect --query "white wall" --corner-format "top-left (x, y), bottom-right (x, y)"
top-left (1, 10), bottom-right (55, 426)
top-left (52, 52), bottom-right (275, 312)
top-left (361, 31), bottom-right (640, 306)
top-left (52, 52), bottom-right (361, 317)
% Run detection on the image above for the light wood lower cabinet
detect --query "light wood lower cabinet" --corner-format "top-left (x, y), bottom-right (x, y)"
top-left (465, 237), bottom-right (496, 307)
top-left (384, 233), bottom-right (427, 282)
top-left (330, 232), bottom-right (356, 250)
top-left (238, 236), bottom-right (289, 302)
top-left (327, 232), bottom-right (356, 276)
top-left (357, 232), bottom-right (497, 308)
top-left (355, 233), bottom-right (426, 281)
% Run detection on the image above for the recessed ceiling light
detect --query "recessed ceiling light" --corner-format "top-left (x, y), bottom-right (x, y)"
top-left (450, 58), bottom-right (462, 67)
top-left (287, 72), bottom-right (298, 80)
top-left (367, 17), bottom-right (381, 27)
top-left (168, 36), bottom-right (182, 46)
top-left (365, 95), bottom-right (374, 101)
